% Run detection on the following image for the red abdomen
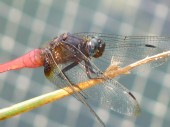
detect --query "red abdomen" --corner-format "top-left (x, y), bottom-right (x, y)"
top-left (0, 49), bottom-right (44, 73)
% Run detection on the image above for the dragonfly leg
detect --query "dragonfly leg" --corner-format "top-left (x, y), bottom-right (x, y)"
top-left (58, 62), bottom-right (78, 78)
top-left (60, 69), bottom-right (88, 100)
top-left (85, 60), bottom-right (102, 79)
top-left (62, 62), bottom-right (78, 73)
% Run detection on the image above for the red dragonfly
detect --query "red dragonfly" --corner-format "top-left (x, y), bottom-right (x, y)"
top-left (1, 33), bottom-right (169, 127)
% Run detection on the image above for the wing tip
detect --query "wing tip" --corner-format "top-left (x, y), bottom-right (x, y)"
top-left (128, 92), bottom-right (141, 116)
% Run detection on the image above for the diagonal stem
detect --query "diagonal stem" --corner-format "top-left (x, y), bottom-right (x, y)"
top-left (0, 51), bottom-right (170, 120)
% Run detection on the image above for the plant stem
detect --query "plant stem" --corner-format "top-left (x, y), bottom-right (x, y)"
top-left (0, 51), bottom-right (170, 120)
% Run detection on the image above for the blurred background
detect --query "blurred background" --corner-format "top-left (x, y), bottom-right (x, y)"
top-left (0, 0), bottom-right (170, 127)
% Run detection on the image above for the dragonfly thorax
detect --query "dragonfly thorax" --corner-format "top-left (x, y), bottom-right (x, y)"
top-left (86, 37), bottom-right (105, 58)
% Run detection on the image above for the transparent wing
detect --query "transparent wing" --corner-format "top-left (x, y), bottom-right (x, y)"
top-left (74, 33), bottom-right (170, 72)
top-left (82, 79), bottom-right (140, 116)
top-left (43, 38), bottom-right (141, 116)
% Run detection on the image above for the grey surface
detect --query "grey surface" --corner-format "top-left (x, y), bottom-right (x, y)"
top-left (0, 0), bottom-right (170, 127)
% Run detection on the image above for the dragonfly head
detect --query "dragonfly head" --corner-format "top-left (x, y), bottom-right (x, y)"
top-left (87, 37), bottom-right (105, 58)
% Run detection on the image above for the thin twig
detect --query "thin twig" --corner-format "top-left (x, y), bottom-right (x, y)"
top-left (0, 51), bottom-right (170, 120)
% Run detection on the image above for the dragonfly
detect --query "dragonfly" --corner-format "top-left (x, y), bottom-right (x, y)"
top-left (0, 32), bottom-right (170, 127)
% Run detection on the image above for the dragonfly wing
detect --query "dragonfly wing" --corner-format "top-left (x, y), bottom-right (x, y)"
top-left (82, 79), bottom-right (140, 116)
top-left (68, 56), bottom-right (140, 116)
top-left (74, 33), bottom-right (170, 72)
top-left (60, 57), bottom-right (140, 116)
top-left (44, 53), bottom-right (140, 116)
